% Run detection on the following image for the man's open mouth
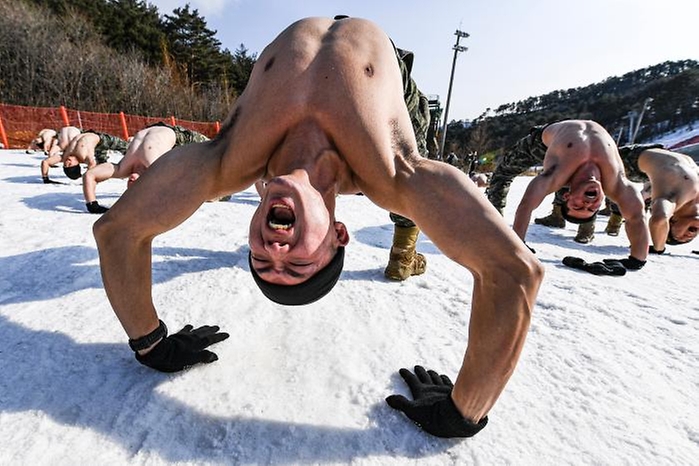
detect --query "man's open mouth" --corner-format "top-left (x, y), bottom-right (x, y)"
top-left (584, 189), bottom-right (598, 199)
top-left (267, 203), bottom-right (295, 230)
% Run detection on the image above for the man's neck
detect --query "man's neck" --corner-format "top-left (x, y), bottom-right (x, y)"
top-left (265, 119), bottom-right (345, 202)
top-left (570, 161), bottom-right (601, 185)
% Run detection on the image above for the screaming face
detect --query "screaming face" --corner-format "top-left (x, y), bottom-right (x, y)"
top-left (248, 175), bottom-right (344, 286)
top-left (564, 180), bottom-right (603, 221)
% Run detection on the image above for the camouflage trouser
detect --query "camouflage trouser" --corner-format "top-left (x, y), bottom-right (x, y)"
top-left (618, 143), bottom-right (663, 183)
top-left (486, 124), bottom-right (548, 214)
top-left (390, 45), bottom-right (431, 229)
top-left (85, 131), bottom-right (128, 164)
top-left (147, 121), bottom-right (210, 146)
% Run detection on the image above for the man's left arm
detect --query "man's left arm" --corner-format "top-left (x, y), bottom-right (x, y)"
top-left (615, 183), bottom-right (650, 262)
top-left (512, 174), bottom-right (557, 242)
top-left (382, 160), bottom-right (544, 437)
top-left (647, 198), bottom-right (675, 253)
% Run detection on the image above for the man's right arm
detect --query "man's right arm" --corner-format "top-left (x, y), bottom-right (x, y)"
top-left (82, 162), bottom-right (117, 205)
top-left (93, 143), bottom-right (228, 352)
top-left (40, 154), bottom-right (63, 180)
top-left (512, 174), bottom-right (557, 241)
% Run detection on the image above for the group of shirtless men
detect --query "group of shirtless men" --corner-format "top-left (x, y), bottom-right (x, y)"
top-left (24, 16), bottom-right (698, 439)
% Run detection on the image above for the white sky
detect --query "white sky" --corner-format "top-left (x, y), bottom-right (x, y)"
top-left (147, 0), bottom-right (699, 121)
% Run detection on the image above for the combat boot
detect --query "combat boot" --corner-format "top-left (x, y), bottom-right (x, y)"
top-left (384, 225), bottom-right (426, 281)
top-left (534, 204), bottom-right (566, 228)
top-left (605, 213), bottom-right (624, 236)
top-left (574, 220), bottom-right (595, 244)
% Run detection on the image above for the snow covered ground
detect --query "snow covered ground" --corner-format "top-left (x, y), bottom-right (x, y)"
top-left (0, 148), bottom-right (697, 465)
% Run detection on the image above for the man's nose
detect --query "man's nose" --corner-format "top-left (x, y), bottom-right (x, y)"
top-left (265, 240), bottom-right (289, 256)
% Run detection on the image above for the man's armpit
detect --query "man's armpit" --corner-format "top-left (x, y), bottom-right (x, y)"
top-left (538, 163), bottom-right (557, 177)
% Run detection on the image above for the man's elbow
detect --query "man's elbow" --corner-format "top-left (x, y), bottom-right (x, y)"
top-left (93, 212), bottom-right (132, 248)
top-left (518, 254), bottom-right (544, 317)
top-left (92, 213), bottom-right (113, 248)
top-left (482, 250), bottom-right (544, 320)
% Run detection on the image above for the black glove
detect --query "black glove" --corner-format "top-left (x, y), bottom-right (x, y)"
top-left (562, 256), bottom-right (626, 276)
top-left (135, 324), bottom-right (230, 373)
top-left (42, 176), bottom-right (61, 184)
top-left (648, 245), bottom-right (665, 255)
top-left (603, 256), bottom-right (646, 270)
top-left (385, 365), bottom-right (488, 438)
top-left (86, 201), bottom-right (109, 214)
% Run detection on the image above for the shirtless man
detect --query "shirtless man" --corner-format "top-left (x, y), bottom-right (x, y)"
top-left (536, 144), bottom-right (699, 247)
top-left (637, 147), bottom-right (699, 252)
top-left (52, 130), bottom-right (128, 183)
top-left (27, 128), bottom-right (57, 154)
top-left (488, 120), bottom-right (649, 267)
top-left (93, 16), bottom-right (543, 438)
top-left (82, 122), bottom-right (209, 213)
top-left (39, 126), bottom-right (82, 183)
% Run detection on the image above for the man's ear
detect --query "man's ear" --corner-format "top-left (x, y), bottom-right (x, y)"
top-left (334, 221), bottom-right (350, 246)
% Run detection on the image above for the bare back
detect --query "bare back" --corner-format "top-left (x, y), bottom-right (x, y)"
top-left (541, 120), bottom-right (625, 192)
top-left (57, 126), bottom-right (81, 150)
top-left (36, 129), bottom-right (57, 151)
top-left (638, 148), bottom-right (699, 209)
top-left (117, 126), bottom-right (177, 177)
top-left (63, 132), bottom-right (100, 164)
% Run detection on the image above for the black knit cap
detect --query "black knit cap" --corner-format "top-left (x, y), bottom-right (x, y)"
top-left (561, 202), bottom-right (598, 224)
top-left (63, 165), bottom-right (82, 180)
top-left (248, 247), bottom-right (345, 306)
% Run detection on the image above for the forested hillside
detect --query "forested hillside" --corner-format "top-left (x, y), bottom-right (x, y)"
top-left (0, 0), bottom-right (256, 121)
top-left (444, 59), bottom-right (699, 162)
top-left (1, 0), bottom-right (696, 152)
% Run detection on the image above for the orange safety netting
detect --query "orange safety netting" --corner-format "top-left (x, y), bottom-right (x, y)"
top-left (0, 103), bottom-right (220, 149)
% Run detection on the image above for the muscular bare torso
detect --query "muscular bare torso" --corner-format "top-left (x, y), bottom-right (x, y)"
top-left (215, 17), bottom-right (420, 204)
top-left (119, 126), bottom-right (178, 176)
top-left (63, 132), bottom-right (100, 165)
top-left (639, 148), bottom-right (699, 208)
top-left (541, 120), bottom-right (625, 192)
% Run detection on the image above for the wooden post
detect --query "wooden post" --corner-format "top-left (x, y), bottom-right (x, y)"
top-left (0, 116), bottom-right (9, 149)
top-left (59, 106), bottom-right (70, 126)
top-left (119, 112), bottom-right (129, 140)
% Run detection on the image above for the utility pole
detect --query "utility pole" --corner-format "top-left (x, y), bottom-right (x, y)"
top-left (438, 29), bottom-right (469, 159)
top-left (631, 97), bottom-right (653, 144)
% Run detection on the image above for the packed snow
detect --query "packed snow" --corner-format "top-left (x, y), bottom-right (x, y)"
top-left (0, 147), bottom-right (696, 465)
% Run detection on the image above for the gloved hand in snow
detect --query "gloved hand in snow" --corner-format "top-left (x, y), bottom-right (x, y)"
top-left (386, 365), bottom-right (488, 438)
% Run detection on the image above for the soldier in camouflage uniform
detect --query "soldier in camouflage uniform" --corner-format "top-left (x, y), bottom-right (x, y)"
top-left (487, 120), bottom-right (649, 263)
top-left (81, 123), bottom-right (210, 213)
top-left (485, 123), bottom-right (597, 242)
top-left (146, 121), bottom-right (210, 145)
top-left (486, 124), bottom-right (549, 215)
top-left (486, 123), bottom-right (596, 244)
top-left (60, 130), bottom-right (128, 181)
top-left (95, 19), bottom-right (543, 437)
top-left (39, 126), bottom-right (82, 184)
top-left (536, 143), bottom-right (665, 239)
